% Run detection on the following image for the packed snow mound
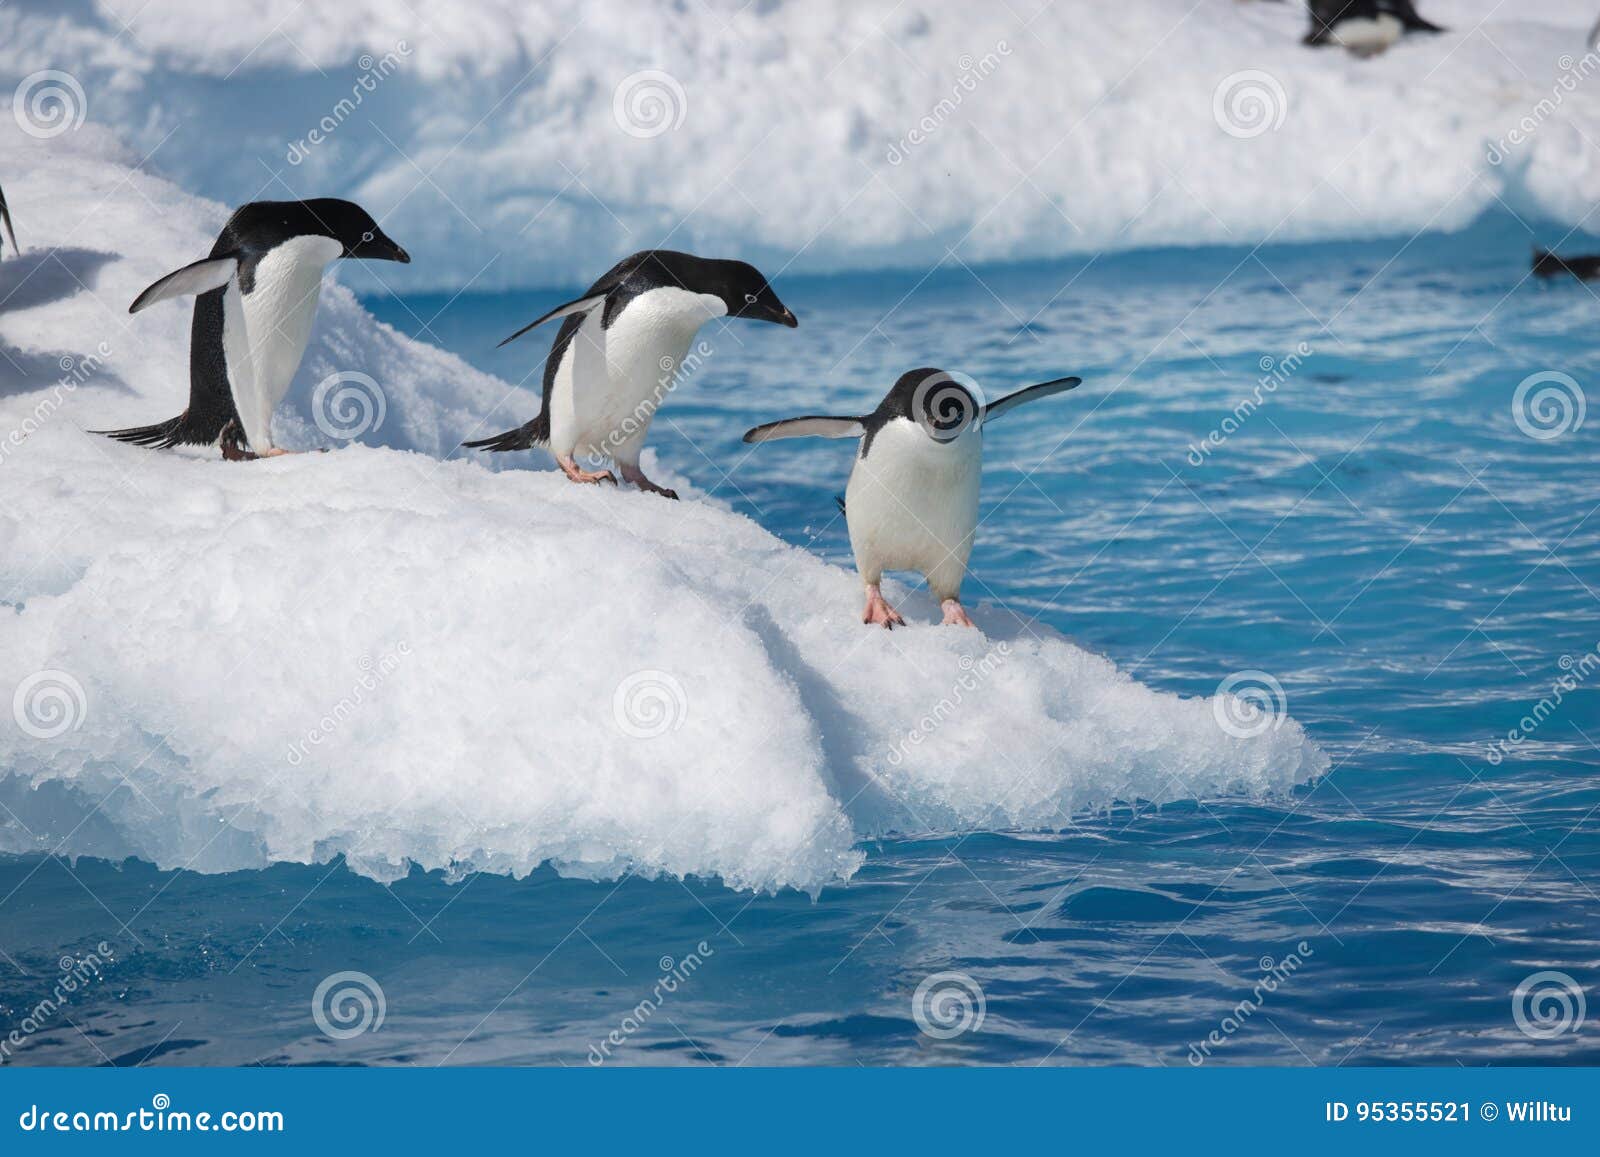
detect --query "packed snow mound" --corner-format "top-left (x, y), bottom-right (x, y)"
top-left (0, 1), bottom-right (1595, 291)
top-left (0, 126), bottom-right (1325, 893)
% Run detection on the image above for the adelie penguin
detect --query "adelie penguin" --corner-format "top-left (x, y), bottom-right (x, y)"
top-left (1303, 1), bottom-right (1443, 56)
top-left (465, 249), bottom-right (797, 499)
top-left (99, 199), bottom-right (409, 459)
top-left (743, 368), bottom-right (1081, 629)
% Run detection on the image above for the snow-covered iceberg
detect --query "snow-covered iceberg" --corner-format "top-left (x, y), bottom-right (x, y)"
top-left (0, 127), bottom-right (1325, 893)
top-left (1, 0), bottom-right (1595, 292)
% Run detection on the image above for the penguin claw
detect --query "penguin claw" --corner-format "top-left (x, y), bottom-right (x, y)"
top-left (862, 587), bottom-right (905, 629)
top-left (941, 600), bottom-right (976, 628)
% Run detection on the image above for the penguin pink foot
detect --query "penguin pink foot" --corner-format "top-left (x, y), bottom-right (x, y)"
top-left (556, 454), bottom-right (617, 486)
top-left (863, 585), bottom-right (905, 629)
top-left (618, 462), bottom-right (678, 500)
top-left (941, 599), bottom-right (976, 628)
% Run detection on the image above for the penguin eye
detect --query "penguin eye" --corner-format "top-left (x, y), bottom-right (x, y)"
top-left (361, 231), bottom-right (375, 243)
top-left (744, 293), bottom-right (758, 305)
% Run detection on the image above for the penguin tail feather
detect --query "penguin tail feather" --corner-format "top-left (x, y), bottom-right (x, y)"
top-left (94, 412), bottom-right (225, 450)
top-left (462, 414), bottom-right (549, 453)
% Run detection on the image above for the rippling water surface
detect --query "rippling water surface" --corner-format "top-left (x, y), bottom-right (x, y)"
top-left (5, 215), bottom-right (1598, 1065)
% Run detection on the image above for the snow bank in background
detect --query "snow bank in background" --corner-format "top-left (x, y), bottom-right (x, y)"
top-left (1, 2), bottom-right (1597, 291)
top-left (0, 127), bottom-right (1325, 893)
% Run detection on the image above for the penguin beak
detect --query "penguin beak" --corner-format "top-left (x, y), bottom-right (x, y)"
top-left (777, 305), bottom-right (798, 328)
top-left (353, 230), bottom-right (410, 264)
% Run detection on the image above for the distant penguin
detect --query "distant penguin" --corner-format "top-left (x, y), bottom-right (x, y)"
top-left (1304, 1), bottom-right (1443, 56)
top-left (0, 183), bottom-right (16, 259)
top-left (464, 249), bottom-right (797, 499)
top-left (1532, 247), bottom-right (1600, 281)
top-left (99, 199), bottom-right (409, 459)
top-left (743, 368), bottom-right (1081, 628)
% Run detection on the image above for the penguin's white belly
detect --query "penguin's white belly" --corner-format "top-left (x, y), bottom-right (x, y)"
top-left (1333, 14), bottom-right (1401, 53)
top-left (845, 419), bottom-right (981, 599)
top-left (235, 235), bottom-right (341, 449)
top-left (549, 289), bottom-right (724, 461)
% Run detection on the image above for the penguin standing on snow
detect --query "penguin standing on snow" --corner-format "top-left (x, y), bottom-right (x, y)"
top-left (465, 249), bottom-right (797, 499)
top-left (743, 368), bottom-right (1081, 629)
top-left (99, 199), bottom-right (410, 459)
top-left (0, 183), bottom-right (17, 259)
top-left (1304, 1), bottom-right (1444, 56)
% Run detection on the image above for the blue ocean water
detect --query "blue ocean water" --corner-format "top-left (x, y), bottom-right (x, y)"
top-left (4, 215), bottom-right (1598, 1066)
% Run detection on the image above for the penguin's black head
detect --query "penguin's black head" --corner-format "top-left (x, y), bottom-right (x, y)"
top-left (886, 367), bottom-right (985, 443)
top-left (292, 198), bottom-right (411, 263)
top-left (707, 258), bottom-right (797, 328)
top-left (223, 198), bottom-right (411, 264)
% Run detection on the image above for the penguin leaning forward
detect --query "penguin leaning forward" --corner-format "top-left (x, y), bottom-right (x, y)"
top-left (465, 249), bottom-right (797, 499)
top-left (99, 198), bottom-right (410, 459)
top-left (743, 368), bottom-right (1082, 629)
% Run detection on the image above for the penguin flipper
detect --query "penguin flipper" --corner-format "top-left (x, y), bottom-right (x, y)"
top-left (0, 185), bottom-right (15, 257)
top-left (496, 293), bottom-right (608, 348)
top-left (128, 253), bottom-right (241, 313)
top-left (984, 375), bottom-right (1082, 423)
top-left (462, 412), bottom-right (551, 452)
top-left (742, 416), bottom-right (866, 443)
